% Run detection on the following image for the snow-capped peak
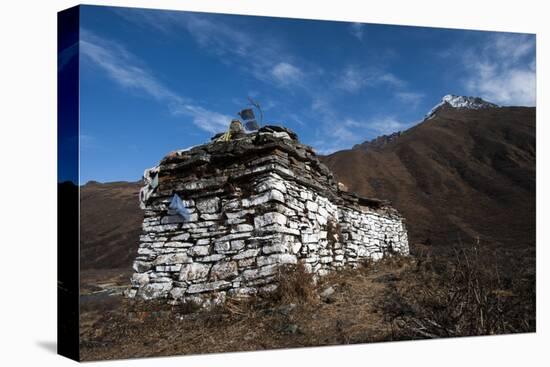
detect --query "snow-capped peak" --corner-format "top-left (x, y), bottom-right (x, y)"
top-left (426, 94), bottom-right (498, 119)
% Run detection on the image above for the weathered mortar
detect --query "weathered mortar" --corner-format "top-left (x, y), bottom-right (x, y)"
top-left (127, 125), bottom-right (408, 306)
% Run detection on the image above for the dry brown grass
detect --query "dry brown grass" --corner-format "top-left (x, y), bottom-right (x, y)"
top-left (79, 247), bottom-right (535, 361)
top-left (79, 260), bottom-right (399, 360)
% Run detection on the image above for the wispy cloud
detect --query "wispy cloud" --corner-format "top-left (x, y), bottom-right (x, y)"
top-left (178, 13), bottom-right (254, 57)
top-left (336, 65), bottom-right (406, 93)
top-left (306, 99), bottom-right (365, 154)
top-left (114, 9), bottom-right (314, 91)
top-left (337, 66), bottom-right (366, 93)
top-left (114, 9), bottom-right (400, 151)
top-left (448, 33), bottom-right (536, 106)
top-left (367, 117), bottom-right (409, 135)
top-left (335, 65), bottom-right (424, 109)
top-left (344, 116), bottom-right (409, 135)
top-left (108, 9), bottom-right (420, 154)
top-left (312, 115), bottom-right (412, 155)
top-left (395, 91), bottom-right (425, 107)
top-left (287, 113), bottom-right (306, 126)
top-left (80, 29), bottom-right (231, 134)
top-left (349, 22), bottom-right (365, 41)
top-left (378, 73), bottom-right (406, 89)
top-left (173, 105), bottom-right (233, 134)
top-left (80, 32), bottom-right (178, 102)
top-left (271, 62), bottom-right (304, 86)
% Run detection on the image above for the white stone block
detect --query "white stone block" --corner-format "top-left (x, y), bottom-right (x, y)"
top-left (153, 253), bottom-right (191, 265)
top-left (231, 240), bottom-right (246, 251)
top-left (188, 246), bottom-right (210, 257)
top-left (306, 200), bottom-right (318, 212)
top-left (131, 273), bottom-right (150, 287)
top-left (179, 263), bottom-right (211, 281)
top-left (171, 233), bottom-right (191, 241)
top-left (241, 265), bottom-right (278, 281)
top-left (256, 179), bottom-right (287, 194)
top-left (257, 254), bottom-right (297, 266)
top-left (233, 248), bottom-right (260, 260)
top-left (235, 224), bottom-right (254, 232)
top-left (210, 261), bottom-right (238, 280)
top-left (196, 197), bottom-right (220, 214)
top-left (262, 243), bottom-right (288, 254)
top-left (164, 241), bottom-right (193, 248)
top-left (187, 281), bottom-right (231, 294)
top-left (254, 212), bottom-right (287, 228)
top-left (138, 283), bottom-right (172, 300)
top-left (196, 251), bottom-right (226, 261)
top-left (301, 233), bottom-right (318, 244)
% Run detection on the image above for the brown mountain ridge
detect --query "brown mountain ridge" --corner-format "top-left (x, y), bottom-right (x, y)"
top-left (80, 181), bottom-right (143, 270)
top-left (322, 105), bottom-right (535, 252)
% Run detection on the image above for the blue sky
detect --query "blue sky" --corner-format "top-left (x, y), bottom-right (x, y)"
top-left (73, 5), bottom-right (536, 183)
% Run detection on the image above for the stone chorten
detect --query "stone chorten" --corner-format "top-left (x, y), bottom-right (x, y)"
top-left (128, 125), bottom-right (409, 306)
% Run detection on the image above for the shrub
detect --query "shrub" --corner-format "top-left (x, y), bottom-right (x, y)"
top-left (271, 262), bottom-right (318, 306)
top-left (382, 242), bottom-right (535, 339)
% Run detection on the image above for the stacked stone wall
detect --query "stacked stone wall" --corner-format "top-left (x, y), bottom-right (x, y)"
top-left (129, 170), bottom-right (407, 306)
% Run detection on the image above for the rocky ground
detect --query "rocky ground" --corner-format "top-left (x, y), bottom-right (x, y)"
top-left (79, 246), bottom-right (535, 361)
top-left (79, 260), bottom-right (403, 361)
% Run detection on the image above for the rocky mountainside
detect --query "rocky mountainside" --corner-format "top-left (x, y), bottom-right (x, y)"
top-left (322, 103), bottom-right (535, 252)
top-left (354, 95), bottom-right (500, 152)
top-left (353, 132), bottom-right (402, 152)
top-left (426, 94), bottom-right (499, 119)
